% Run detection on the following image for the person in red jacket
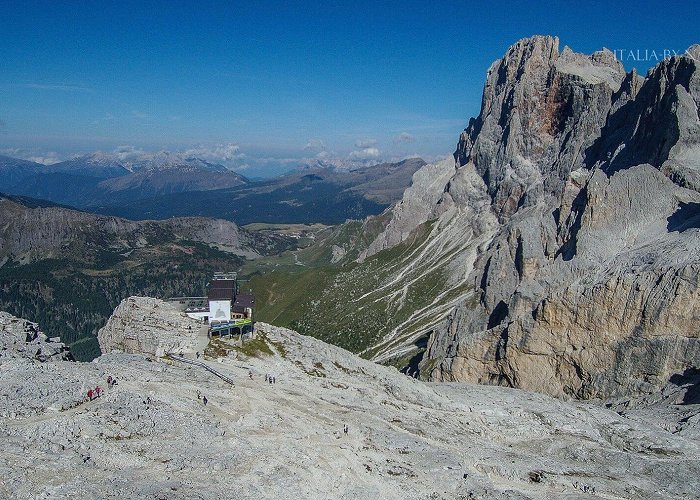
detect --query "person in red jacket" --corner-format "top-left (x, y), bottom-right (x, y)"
top-left (87, 389), bottom-right (94, 401)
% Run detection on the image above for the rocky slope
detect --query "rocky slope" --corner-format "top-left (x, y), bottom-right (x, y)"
top-left (321, 36), bottom-right (700, 401)
top-left (2, 307), bottom-right (699, 498)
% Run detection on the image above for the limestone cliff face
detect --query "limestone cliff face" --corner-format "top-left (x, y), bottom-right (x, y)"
top-left (98, 297), bottom-right (202, 358)
top-left (365, 36), bottom-right (700, 399)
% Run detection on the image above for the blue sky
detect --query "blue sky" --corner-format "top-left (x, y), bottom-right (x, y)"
top-left (0, 0), bottom-right (697, 175)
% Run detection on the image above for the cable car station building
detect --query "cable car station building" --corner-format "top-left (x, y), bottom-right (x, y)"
top-left (168, 272), bottom-right (255, 337)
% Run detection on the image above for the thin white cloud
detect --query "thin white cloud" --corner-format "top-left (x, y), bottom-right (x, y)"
top-left (113, 145), bottom-right (148, 160)
top-left (182, 143), bottom-right (244, 162)
top-left (14, 83), bottom-right (91, 92)
top-left (131, 110), bottom-right (151, 121)
top-left (28, 153), bottom-right (61, 165)
top-left (303, 139), bottom-right (326, 152)
top-left (355, 138), bottom-right (378, 148)
top-left (91, 112), bottom-right (115, 125)
top-left (394, 132), bottom-right (415, 143)
top-left (1, 147), bottom-right (61, 164)
top-left (349, 147), bottom-right (381, 160)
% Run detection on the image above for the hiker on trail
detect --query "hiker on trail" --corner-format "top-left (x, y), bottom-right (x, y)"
top-left (272, 376), bottom-right (276, 384)
top-left (95, 386), bottom-right (103, 397)
top-left (265, 374), bottom-right (268, 382)
top-left (268, 377), bottom-right (273, 385)
top-left (87, 389), bottom-right (94, 401)
top-left (196, 351), bottom-right (200, 359)
top-left (202, 395), bottom-right (208, 406)
top-left (107, 376), bottom-right (113, 387)
top-left (343, 424), bottom-right (348, 435)
top-left (249, 370), bottom-right (254, 380)
top-left (196, 390), bottom-right (201, 400)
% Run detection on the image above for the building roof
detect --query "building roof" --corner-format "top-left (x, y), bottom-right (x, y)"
top-left (212, 272), bottom-right (237, 281)
top-left (207, 277), bottom-right (236, 301)
top-left (209, 279), bottom-right (235, 290)
top-left (232, 293), bottom-right (255, 312)
top-left (208, 287), bottom-right (235, 301)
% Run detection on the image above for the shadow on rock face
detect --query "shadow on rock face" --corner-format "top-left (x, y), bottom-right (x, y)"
top-left (487, 301), bottom-right (509, 329)
top-left (669, 367), bottom-right (700, 404)
top-left (667, 202), bottom-right (700, 232)
top-left (401, 332), bottom-right (431, 378)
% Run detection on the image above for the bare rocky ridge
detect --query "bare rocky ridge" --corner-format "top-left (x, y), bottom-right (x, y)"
top-left (359, 36), bottom-right (700, 401)
top-left (0, 196), bottom-right (279, 264)
top-left (2, 307), bottom-right (700, 498)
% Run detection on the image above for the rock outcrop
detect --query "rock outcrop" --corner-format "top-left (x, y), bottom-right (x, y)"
top-left (97, 297), bottom-right (203, 358)
top-left (360, 157), bottom-right (457, 260)
top-left (0, 311), bottom-right (72, 362)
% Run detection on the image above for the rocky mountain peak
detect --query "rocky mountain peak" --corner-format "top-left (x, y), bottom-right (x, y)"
top-left (687, 44), bottom-right (700, 61)
top-left (455, 35), bottom-right (627, 219)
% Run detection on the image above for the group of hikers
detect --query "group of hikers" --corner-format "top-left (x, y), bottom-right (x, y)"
top-left (86, 375), bottom-right (117, 401)
top-left (264, 373), bottom-right (277, 384)
top-left (196, 390), bottom-right (208, 406)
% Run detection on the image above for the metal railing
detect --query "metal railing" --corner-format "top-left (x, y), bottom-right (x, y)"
top-left (167, 354), bottom-right (235, 386)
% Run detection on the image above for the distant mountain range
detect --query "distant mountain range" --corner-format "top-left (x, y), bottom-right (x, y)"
top-left (0, 151), bottom-right (249, 209)
top-left (92, 158), bottom-right (426, 225)
top-left (0, 153), bottom-right (425, 225)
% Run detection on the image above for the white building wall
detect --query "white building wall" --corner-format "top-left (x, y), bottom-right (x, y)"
top-left (209, 300), bottom-right (231, 321)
